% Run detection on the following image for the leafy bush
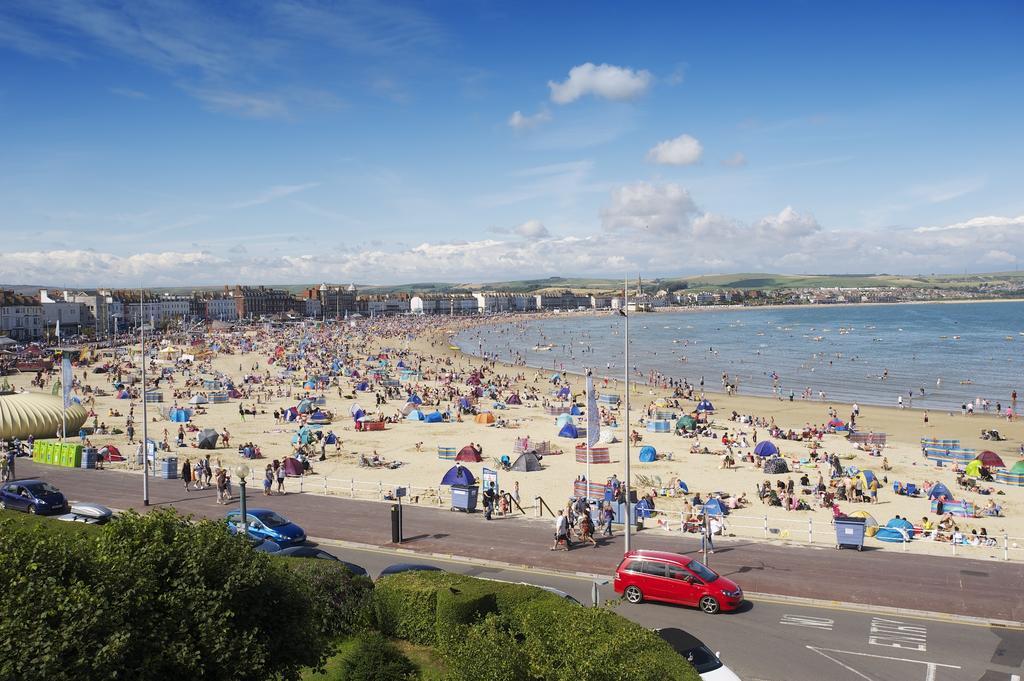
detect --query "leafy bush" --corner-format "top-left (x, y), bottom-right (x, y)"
top-left (0, 509), bottom-right (353, 681)
top-left (334, 631), bottom-right (416, 681)
top-left (286, 558), bottom-right (374, 638)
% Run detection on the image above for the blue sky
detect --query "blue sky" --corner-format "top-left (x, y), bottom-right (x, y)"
top-left (1, 1), bottom-right (1022, 286)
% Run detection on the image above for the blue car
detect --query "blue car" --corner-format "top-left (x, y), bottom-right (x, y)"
top-left (0, 480), bottom-right (68, 515)
top-left (226, 508), bottom-right (306, 547)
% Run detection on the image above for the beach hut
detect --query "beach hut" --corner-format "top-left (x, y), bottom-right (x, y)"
top-left (456, 445), bottom-right (482, 463)
top-left (558, 422), bottom-right (579, 439)
top-left (976, 450), bottom-right (1005, 468)
top-left (754, 441), bottom-right (779, 458)
top-left (696, 399), bottom-right (715, 413)
top-left (848, 510), bottom-right (879, 537)
top-left (511, 451), bottom-right (542, 472)
top-left (638, 446), bottom-right (657, 463)
top-left (437, 445), bottom-right (457, 461)
top-left (474, 412), bottom-right (495, 425)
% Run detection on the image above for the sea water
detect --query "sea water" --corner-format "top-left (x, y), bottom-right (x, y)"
top-left (454, 301), bottom-right (1024, 410)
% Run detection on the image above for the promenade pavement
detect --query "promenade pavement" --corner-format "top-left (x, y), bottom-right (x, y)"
top-left (14, 460), bottom-right (1024, 623)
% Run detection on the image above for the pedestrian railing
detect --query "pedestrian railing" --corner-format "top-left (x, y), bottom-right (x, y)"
top-left (641, 509), bottom-right (1024, 562)
top-left (291, 474), bottom-right (449, 506)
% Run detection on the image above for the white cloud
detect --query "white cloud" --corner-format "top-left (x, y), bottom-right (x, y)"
top-left (985, 249), bottom-right (1016, 263)
top-left (548, 63), bottom-right (652, 104)
top-left (721, 152), bottom-right (747, 168)
top-left (601, 182), bottom-right (697, 234)
top-left (646, 134), bottom-right (703, 166)
top-left (753, 206), bottom-right (821, 240)
top-left (914, 214), bottom-right (1024, 233)
top-left (507, 108), bottom-right (551, 130)
top-left (513, 219), bottom-right (550, 239)
top-left (230, 182), bottom-right (320, 209)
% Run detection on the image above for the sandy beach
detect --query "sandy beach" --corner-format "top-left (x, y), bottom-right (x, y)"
top-left (10, 314), bottom-right (1024, 560)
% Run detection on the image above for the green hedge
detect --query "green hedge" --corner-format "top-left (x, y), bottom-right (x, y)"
top-left (372, 571), bottom-right (700, 681)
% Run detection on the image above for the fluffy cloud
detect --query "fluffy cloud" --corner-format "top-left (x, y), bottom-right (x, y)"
top-left (914, 214), bottom-right (1024, 233)
top-left (646, 134), bottom-right (703, 166)
top-left (753, 206), bottom-right (821, 240)
top-left (601, 182), bottom-right (697, 234)
top-left (548, 63), bottom-right (652, 104)
top-left (507, 109), bottom-right (551, 129)
top-left (513, 219), bottom-right (551, 239)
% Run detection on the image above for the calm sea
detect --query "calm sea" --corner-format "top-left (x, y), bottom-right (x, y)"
top-left (454, 301), bottom-right (1024, 410)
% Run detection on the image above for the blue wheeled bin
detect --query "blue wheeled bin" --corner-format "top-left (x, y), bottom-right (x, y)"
top-left (835, 516), bottom-right (866, 551)
top-left (450, 484), bottom-right (479, 513)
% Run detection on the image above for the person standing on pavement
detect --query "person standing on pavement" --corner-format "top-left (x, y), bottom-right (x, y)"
top-left (482, 483), bottom-right (496, 520)
top-left (602, 502), bottom-right (614, 537)
top-left (181, 458), bottom-right (192, 491)
top-left (263, 464), bottom-right (273, 495)
top-left (276, 462), bottom-right (286, 494)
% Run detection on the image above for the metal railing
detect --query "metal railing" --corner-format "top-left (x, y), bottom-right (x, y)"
top-left (641, 508), bottom-right (1023, 562)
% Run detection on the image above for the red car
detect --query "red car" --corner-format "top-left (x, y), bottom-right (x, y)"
top-left (613, 549), bottom-right (743, 614)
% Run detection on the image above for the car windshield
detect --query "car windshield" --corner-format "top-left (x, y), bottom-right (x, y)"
top-left (684, 645), bottom-right (723, 674)
top-left (257, 511), bottom-right (290, 528)
top-left (686, 559), bottom-right (718, 582)
top-left (25, 482), bottom-right (60, 495)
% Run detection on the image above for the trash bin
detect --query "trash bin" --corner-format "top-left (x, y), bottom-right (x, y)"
top-left (450, 484), bottom-right (478, 512)
top-left (835, 516), bottom-right (866, 551)
top-left (161, 457), bottom-right (178, 480)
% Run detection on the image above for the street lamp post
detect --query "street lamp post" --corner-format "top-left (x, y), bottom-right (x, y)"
top-left (235, 464), bottom-right (250, 536)
top-left (319, 284), bottom-right (328, 324)
top-left (622, 277), bottom-right (632, 553)
top-left (140, 291), bottom-right (149, 506)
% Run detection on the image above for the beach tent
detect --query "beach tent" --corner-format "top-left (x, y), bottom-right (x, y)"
top-left (855, 470), bottom-right (878, 490)
top-left (599, 430), bottom-right (617, 444)
top-left (696, 399), bottom-right (715, 413)
top-left (764, 458), bottom-right (789, 474)
top-left (558, 422), bottom-right (579, 439)
top-left (424, 411), bottom-right (444, 423)
top-left (406, 409), bottom-right (425, 421)
top-left (555, 414), bottom-right (574, 427)
top-left (927, 482), bottom-right (954, 501)
top-left (458, 397), bottom-right (472, 410)
top-left (283, 407), bottom-right (299, 422)
top-left (197, 429), bottom-right (219, 449)
top-left (407, 394), bottom-right (423, 405)
top-left (876, 517), bottom-right (915, 543)
top-left (99, 445), bottom-right (123, 461)
top-left (355, 381), bottom-right (369, 391)
top-left (638, 445), bottom-right (657, 463)
top-left (297, 398), bottom-right (314, 414)
top-left (188, 394), bottom-right (209, 405)
top-left (965, 459), bottom-right (983, 478)
top-left (456, 445), bottom-right (482, 463)
top-left (511, 451), bottom-right (542, 472)
top-left (848, 510), bottom-right (879, 537)
top-left (569, 404), bottom-right (582, 416)
top-left (557, 386), bottom-right (571, 399)
top-left (400, 402), bottom-right (418, 416)
top-left (440, 465), bottom-right (476, 486)
top-left (828, 418), bottom-right (847, 430)
top-left (349, 402), bottom-right (365, 417)
top-left (506, 393), bottom-right (522, 405)
top-left (976, 450), bottom-right (1005, 468)
top-left (283, 457), bottom-right (304, 477)
top-left (676, 415), bottom-right (696, 431)
top-left (702, 498), bottom-right (728, 516)
top-left (292, 427), bottom-right (313, 445)
top-left (474, 412), bottom-right (495, 424)
top-left (168, 408), bottom-right (191, 423)
top-left (754, 441), bottom-right (779, 457)
top-left (324, 432), bottom-right (338, 445)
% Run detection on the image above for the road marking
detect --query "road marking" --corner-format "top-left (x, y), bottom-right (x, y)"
top-left (869, 617), bottom-right (927, 652)
top-left (807, 646), bottom-right (960, 681)
top-left (780, 614), bottom-right (834, 630)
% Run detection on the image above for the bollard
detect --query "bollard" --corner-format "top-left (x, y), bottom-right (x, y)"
top-left (764, 515), bottom-right (769, 539)
top-left (350, 478), bottom-right (355, 498)
top-left (323, 477), bottom-right (328, 494)
top-left (808, 517), bottom-right (813, 543)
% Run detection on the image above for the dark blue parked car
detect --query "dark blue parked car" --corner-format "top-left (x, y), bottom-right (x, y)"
top-left (0, 480), bottom-right (68, 515)
top-left (225, 508), bottom-right (306, 547)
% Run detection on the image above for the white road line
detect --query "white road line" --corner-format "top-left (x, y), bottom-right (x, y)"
top-left (807, 646), bottom-right (960, 681)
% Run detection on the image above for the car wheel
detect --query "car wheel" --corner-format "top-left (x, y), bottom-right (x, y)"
top-left (623, 585), bottom-right (643, 603)
top-left (28, 505), bottom-right (37, 515)
top-left (699, 595), bottom-right (720, 614)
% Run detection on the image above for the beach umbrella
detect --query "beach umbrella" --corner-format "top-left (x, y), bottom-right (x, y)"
top-left (754, 440), bottom-right (779, 457)
top-left (197, 429), bottom-right (219, 449)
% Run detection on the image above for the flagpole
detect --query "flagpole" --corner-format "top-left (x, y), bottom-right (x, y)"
top-left (585, 371), bottom-right (592, 499)
top-left (140, 288), bottom-right (149, 506)
top-left (58, 320), bottom-right (66, 443)
top-left (623, 276), bottom-right (631, 553)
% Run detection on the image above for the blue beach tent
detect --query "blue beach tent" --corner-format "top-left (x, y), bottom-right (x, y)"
top-left (638, 446), bottom-right (657, 462)
top-left (702, 498), bottom-right (728, 516)
top-left (928, 482), bottom-right (954, 501)
top-left (558, 422), bottom-right (579, 439)
top-left (424, 411), bottom-right (444, 423)
top-left (754, 441), bottom-right (779, 458)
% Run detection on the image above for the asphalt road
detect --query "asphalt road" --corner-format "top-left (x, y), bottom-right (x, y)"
top-left (310, 540), bottom-right (1024, 681)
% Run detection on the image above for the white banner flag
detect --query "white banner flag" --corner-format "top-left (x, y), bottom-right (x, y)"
top-left (586, 374), bottom-right (600, 447)
top-left (61, 356), bottom-right (73, 408)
